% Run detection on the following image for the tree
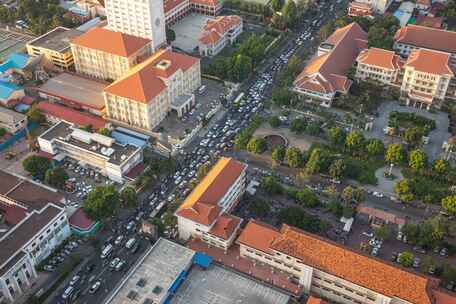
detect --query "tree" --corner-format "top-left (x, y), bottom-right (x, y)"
top-left (44, 167), bottom-right (68, 189)
top-left (402, 223), bottom-right (420, 244)
top-left (345, 130), bottom-right (365, 155)
top-left (290, 118), bottom-right (307, 134)
top-left (385, 143), bottom-right (405, 165)
top-left (271, 145), bottom-right (286, 164)
top-left (342, 205), bottom-right (355, 218)
top-left (442, 195), bottom-right (456, 214)
top-left (398, 251), bottom-right (414, 267)
top-left (247, 137), bottom-right (267, 154)
top-left (166, 28), bottom-right (176, 43)
top-left (0, 127), bottom-right (6, 137)
top-left (232, 54), bottom-right (253, 82)
top-left (261, 176), bottom-right (283, 194)
top-left (366, 138), bottom-right (385, 158)
top-left (375, 225), bottom-right (391, 240)
top-left (249, 200), bottom-right (271, 217)
top-left (197, 163), bottom-right (210, 180)
top-left (27, 107), bottom-right (45, 124)
top-left (22, 155), bottom-right (52, 179)
top-left (271, 0), bottom-right (284, 11)
top-left (272, 87), bottom-right (294, 106)
top-left (305, 148), bottom-right (323, 174)
top-left (394, 179), bottom-right (415, 202)
top-left (305, 122), bottom-right (320, 136)
top-left (269, 116), bottom-right (281, 128)
top-left (402, 127), bottom-right (423, 146)
top-left (281, 0), bottom-right (297, 27)
top-left (433, 159), bottom-right (449, 175)
top-left (408, 149), bottom-right (427, 171)
top-left (81, 124), bottom-right (93, 132)
top-left (98, 128), bottom-right (110, 136)
top-left (327, 127), bottom-right (346, 147)
top-left (319, 21), bottom-right (335, 41)
top-left (120, 186), bottom-right (137, 208)
top-left (84, 185), bottom-right (120, 220)
top-left (278, 206), bottom-right (324, 233)
top-left (329, 159), bottom-right (346, 180)
top-left (286, 147), bottom-right (302, 168)
top-left (341, 186), bottom-right (355, 203)
top-left (295, 188), bottom-right (319, 208)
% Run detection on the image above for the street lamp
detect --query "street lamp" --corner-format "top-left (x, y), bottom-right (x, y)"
top-left (388, 163), bottom-right (394, 177)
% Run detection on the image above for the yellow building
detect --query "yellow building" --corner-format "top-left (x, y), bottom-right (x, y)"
top-left (26, 27), bottom-right (82, 70)
top-left (70, 27), bottom-right (153, 81)
top-left (103, 49), bottom-right (201, 132)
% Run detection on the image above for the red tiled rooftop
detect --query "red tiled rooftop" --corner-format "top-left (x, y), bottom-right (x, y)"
top-left (208, 213), bottom-right (241, 240)
top-left (69, 208), bottom-right (95, 230)
top-left (394, 25), bottom-right (456, 54)
top-left (37, 101), bottom-right (106, 130)
top-left (405, 49), bottom-right (454, 76)
top-left (307, 296), bottom-right (328, 304)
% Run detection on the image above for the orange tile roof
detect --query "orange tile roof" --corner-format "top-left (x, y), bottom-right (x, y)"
top-left (71, 27), bottom-right (151, 57)
top-left (199, 15), bottom-right (241, 45)
top-left (357, 48), bottom-right (403, 70)
top-left (176, 157), bottom-right (246, 226)
top-left (434, 289), bottom-right (456, 304)
top-left (238, 220), bottom-right (439, 304)
top-left (306, 296), bottom-right (328, 304)
top-left (405, 49), bottom-right (454, 76)
top-left (104, 49), bottom-right (199, 103)
top-left (415, 16), bottom-right (444, 29)
top-left (208, 213), bottom-right (242, 239)
top-left (164, 0), bottom-right (188, 12)
top-left (294, 23), bottom-right (367, 95)
top-left (236, 220), bottom-right (281, 254)
top-left (394, 25), bottom-right (456, 54)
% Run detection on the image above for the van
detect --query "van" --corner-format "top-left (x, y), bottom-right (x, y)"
top-left (198, 85), bottom-right (206, 94)
top-left (62, 286), bottom-right (74, 300)
top-left (100, 244), bottom-right (113, 259)
top-left (125, 238), bottom-right (136, 249)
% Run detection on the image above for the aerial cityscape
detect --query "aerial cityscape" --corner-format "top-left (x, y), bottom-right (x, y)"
top-left (0, 0), bottom-right (455, 303)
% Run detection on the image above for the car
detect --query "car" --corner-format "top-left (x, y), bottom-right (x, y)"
top-left (43, 265), bottom-right (56, 272)
top-left (413, 246), bottom-right (426, 254)
top-left (114, 235), bottom-right (124, 245)
top-left (110, 257), bottom-right (121, 269)
top-left (89, 280), bottom-right (101, 294)
top-left (440, 248), bottom-right (448, 257)
top-left (115, 260), bottom-right (126, 271)
top-left (126, 221), bottom-right (135, 231)
top-left (362, 232), bottom-right (373, 238)
top-left (373, 191), bottom-right (384, 198)
top-left (371, 247), bottom-right (379, 256)
top-left (413, 257), bottom-right (421, 268)
top-left (428, 265), bottom-right (436, 275)
top-left (391, 252), bottom-right (398, 262)
top-left (69, 275), bottom-right (81, 286)
top-left (396, 231), bottom-right (403, 241)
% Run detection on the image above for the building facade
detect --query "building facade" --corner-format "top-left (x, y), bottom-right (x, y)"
top-left (199, 15), bottom-right (243, 57)
top-left (237, 220), bottom-right (438, 304)
top-left (103, 49), bottom-right (201, 132)
top-left (0, 107), bottom-right (27, 134)
top-left (104, 0), bottom-right (166, 51)
top-left (355, 48), bottom-right (403, 85)
top-left (71, 27), bottom-right (153, 81)
top-left (26, 27), bottom-right (82, 70)
top-left (175, 157), bottom-right (246, 250)
top-left (38, 121), bottom-right (143, 182)
top-left (293, 23), bottom-right (367, 107)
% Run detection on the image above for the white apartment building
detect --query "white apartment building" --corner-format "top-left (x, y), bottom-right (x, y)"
top-left (103, 49), bottom-right (201, 132)
top-left (348, 0), bottom-right (392, 13)
top-left (356, 48), bottom-right (403, 85)
top-left (394, 25), bottom-right (456, 62)
top-left (199, 15), bottom-right (243, 57)
top-left (175, 157), bottom-right (246, 250)
top-left (0, 171), bottom-right (70, 304)
top-left (237, 220), bottom-right (438, 304)
top-left (104, 0), bottom-right (166, 51)
top-left (38, 121), bottom-right (143, 183)
top-left (401, 49), bottom-right (454, 109)
top-left (71, 27), bottom-right (153, 81)
top-left (0, 107), bottom-right (27, 134)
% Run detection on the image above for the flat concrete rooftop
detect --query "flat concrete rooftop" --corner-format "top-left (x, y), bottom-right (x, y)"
top-left (171, 264), bottom-right (291, 304)
top-left (107, 238), bottom-right (195, 304)
top-left (28, 27), bottom-right (82, 52)
top-left (39, 72), bottom-right (107, 110)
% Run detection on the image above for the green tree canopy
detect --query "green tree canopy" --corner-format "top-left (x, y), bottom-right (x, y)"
top-left (402, 127), bottom-right (424, 146)
top-left (408, 149), bottom-right (427, 171)
top-left (166, 28), bottom-right (176, 43)
top-left (327, 127), bottom-right (346, 147)
top-left (329, 159), bottom-right (346, 180)
top-left (286, 147), bottom-right (302, 168)
top-left (27, 107), bottom-right (45, 124)
top-left (345, 130), bottom-right (365, 155)
top-left (269, 116), bottom-right (281, 128)
top-left (197, 163), bottom-right (211, 180)
top-left (433, 159), bottom-right (449, 175)
top-left (271, 0), bottom-right (284, 11)
top-left (22, 155), bottom-right (52, 179)
top-left (366, 138), bottom-right (385, 158)
top-left (394, 179), bottom-right (415, 202)
top-left (261, 176), bottom-right (283, 194)
top-left (398, 251), bottom-right (414, 267)
top-left (271, 145), bottom-right (286, 163)
top-left (44, 167), bottom-right (68, 189)
top-left (295, 188), bottom-right (319, 208)
top-left (442, 195), bottom-right (456, 214)
top-left (84, 185), bottom-right (120, 220)
top-left (290, 118), bottom-right (307, 134)
top-left (385, 143), bottom-right (405, 164)
top-left (120, 186), bottom-right (138, 208)
top-left (247, 137), bottom-right (267, 154)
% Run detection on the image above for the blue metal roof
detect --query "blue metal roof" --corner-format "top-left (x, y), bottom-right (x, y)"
top-left (111, 130), bottom-right (148, 148)
top-left (193, 252), bottom-right (213, 268)
top-left (0, 53), bottom-right (29, 73)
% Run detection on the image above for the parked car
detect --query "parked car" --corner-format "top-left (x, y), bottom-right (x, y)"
top-left (89, 280), bottom-right (101, 294)
top-left (69, 275), bottom-right (80, 286)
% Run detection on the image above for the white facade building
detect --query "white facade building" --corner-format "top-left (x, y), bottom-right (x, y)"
top-left (38, 121), bottom-right (143, 183)
top-left (104, 0), bottom-right (166, 51)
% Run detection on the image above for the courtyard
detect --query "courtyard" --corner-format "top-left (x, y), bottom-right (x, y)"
top-left (171, 14), bottom-right (213, 53)
top-left (366, 101), bottom-right (450, 161)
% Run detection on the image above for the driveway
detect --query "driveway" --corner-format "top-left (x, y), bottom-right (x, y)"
top-left (365, 101), bottom-right (450, 161)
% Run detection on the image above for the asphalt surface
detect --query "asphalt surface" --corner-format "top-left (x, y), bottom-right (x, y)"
top-left (45, 2), bottom-right (348, 303)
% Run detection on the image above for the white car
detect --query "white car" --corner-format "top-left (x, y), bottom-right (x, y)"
top-left (373, 191), bottom-right (384, 198)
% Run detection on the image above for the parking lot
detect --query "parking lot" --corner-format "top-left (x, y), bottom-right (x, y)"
top-left (157, 78), bottom-right (226, 142)
top-left (171, 14), bottom-right (213, 53)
